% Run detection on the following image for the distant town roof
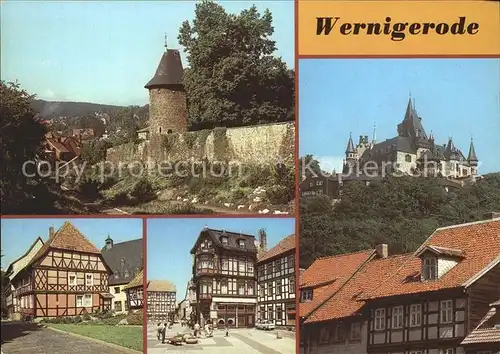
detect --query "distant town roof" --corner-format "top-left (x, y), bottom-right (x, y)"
top-left (148, 280), bottom-right (176, 293)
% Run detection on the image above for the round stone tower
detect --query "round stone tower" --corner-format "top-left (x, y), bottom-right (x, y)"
top-left (145, 42), bottom-right (188, 136)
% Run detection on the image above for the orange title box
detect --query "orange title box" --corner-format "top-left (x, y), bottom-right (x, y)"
top-left (298, 0), bottom-right (500, 57)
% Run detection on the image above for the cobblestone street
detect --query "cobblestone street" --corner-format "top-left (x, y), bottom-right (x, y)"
top-left (147, 322), bottom-right (296, 354)
top-left (1, 321), bottom-right (134, 354)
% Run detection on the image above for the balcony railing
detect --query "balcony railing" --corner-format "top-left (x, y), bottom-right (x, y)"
top-left (14, 283), bottom-right (32, 297)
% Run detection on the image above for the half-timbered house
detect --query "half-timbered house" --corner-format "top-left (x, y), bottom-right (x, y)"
top-left (146, 280), bottom-right (176, 322)
top-left (364, 217), bottom-right (500, 354)
top-left (123, 269), bottom-right (143, 310)
top-left (190, 227), bottom-right (258, 328)
top-left (9, 222), bottom-right (113, 318)
top-left (299, 245), bottom-right (392, 354)
top-left (4, 237), bottom-right (44, 320)
top-left (300, 216), bottom-right (500, 354)
top-left (101, 235), bottom-right (143, 313)
top-left (257, 233), bottom-right (296, 328)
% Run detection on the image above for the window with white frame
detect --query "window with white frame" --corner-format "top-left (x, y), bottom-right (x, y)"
top-left (76, 295), bottom-right (83, 307)
top-left (422, 257), bottom-right (438, 280)
top-left (301, 289), bottom-right (313, 302)
top-left (85, 274), bottom-right (93, 286)
top-left (440, 300), bottom-right (453, 324)
top-left (221, 237), bottom-right (228, 245)
top-left (350, 322), bottom-right (361, 340)
top-left (68, 273), bottom-right (77, 286)
top-left (410, 304), bottom-right (422, 327)
top-left (374, 308), bottom-right (386, 330)
top-left (409, 351), bottom-right (423, 354)
top-left (84, 294), bottom-right (92, 307)
top-left (239, 239), bottom-right (245, 249)
top-left (392, 306), bottom-right (404, 328)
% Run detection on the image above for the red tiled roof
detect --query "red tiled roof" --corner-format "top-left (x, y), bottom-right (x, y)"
top-left (462, 307), bottom-right (500, 345)
top-left (257, 234), bottom-right (295, 263)
top-left (47, 138), bottom-right (70, 153)
top-left (29, 221), bottom-right (101, 266)
top-left (365, 219), bottom-right (500, 299)
top-left (299, 249), bottom-right (375, 318)
top-left (305, 254), bottom-right (409, 323)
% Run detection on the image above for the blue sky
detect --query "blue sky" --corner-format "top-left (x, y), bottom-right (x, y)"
top-left (1, 1), bottom-right (294, 106)
top-left (299, 59), bottom-right (500, 174)
top-left (147, 218), bottom-right (295, 301)
top-left (1, 218), bottom-right (143, 269)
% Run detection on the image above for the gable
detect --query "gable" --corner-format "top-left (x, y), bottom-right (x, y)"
top-left (7, 237), bottom-right (44, 281)
top-left (36, 249), bottom-right (109, 272)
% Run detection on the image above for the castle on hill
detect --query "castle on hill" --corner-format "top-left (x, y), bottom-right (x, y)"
top-left (342, 97), bottom-right (479, 179)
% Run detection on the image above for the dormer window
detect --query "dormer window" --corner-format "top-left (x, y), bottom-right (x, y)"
top-left (238, 240), bottom-right (245, 249)
top-left (301, 289), bottom-right (313, 302)
top-left (221, 236), bottom-right (228, 246)
top-left (417, 245), bottom-right (463, 281)
top-left (423, 257), bottom-right (437, 280)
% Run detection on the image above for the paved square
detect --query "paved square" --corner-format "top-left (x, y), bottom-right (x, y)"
top-left (147, 323), bottom-right (296, 354)
top-left (1, 321), bottom-right (133, 354)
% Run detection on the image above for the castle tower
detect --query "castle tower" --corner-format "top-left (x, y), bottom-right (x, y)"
top-left (467, 137), bottom-right (479, 176)
top-left (145, 36), bottom-right (188, 136)
top-left (343, 132), bottom-right (357, 173)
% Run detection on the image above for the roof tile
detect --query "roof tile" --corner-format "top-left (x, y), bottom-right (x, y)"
top-left (257, 234), bottom-right (295, 263)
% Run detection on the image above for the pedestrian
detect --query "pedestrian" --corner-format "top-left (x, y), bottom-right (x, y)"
top-left (225, 323), bottom-right (229, 337)
top-left (156, 322), bottom-right (163, 340)
top-left (194, 322), bottom-right (200, 338)
top-left (161, 323), bottom-right (167, 344)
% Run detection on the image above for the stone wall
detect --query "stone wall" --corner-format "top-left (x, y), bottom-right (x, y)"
top-left (106, 122), bottom-right (295, 167)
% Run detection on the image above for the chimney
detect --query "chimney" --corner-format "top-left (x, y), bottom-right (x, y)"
top-left (49, 226), bottom-right (55, 239)
top-left (483, 212), bottom-right (500, 220)
top-left (375, 244), bottom-right (388, 259)
top-left (259, 229), bottom-right (267, 252)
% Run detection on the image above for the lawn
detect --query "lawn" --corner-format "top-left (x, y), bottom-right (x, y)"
top-left (49, 323), bottom-right (143, 352)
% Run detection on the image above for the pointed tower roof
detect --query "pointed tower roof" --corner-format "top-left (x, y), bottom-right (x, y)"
top-left (397, 97), bottom-right (427, 140)
top-left (467, 137), bottom-right (478, 162)
top-left (345, 133), bottom-right (355, 154)
top-left (145, 41), bottom-right (184, 89)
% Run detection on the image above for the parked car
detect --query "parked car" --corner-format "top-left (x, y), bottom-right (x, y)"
top-left (255, 319), bottom-right (276, 330)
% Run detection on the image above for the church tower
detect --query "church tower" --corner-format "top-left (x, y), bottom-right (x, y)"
top-left (145, 35), bottom-right (188, 137)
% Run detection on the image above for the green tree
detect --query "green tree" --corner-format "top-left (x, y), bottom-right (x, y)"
top-left (178, 0), bottom-right (294, 129)
top-left (299, 173), bottom-right (500, 268)
top-left (80, 138), bottom-right (110, 165)
top-left (299, 155), bottom-right (323, 179)
top-left (0, 81), bottom-right (53, 213)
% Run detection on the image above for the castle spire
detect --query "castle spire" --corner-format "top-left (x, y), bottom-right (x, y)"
top-left (467, 136), bottom-right (478, 163)
top-left (345, 132), bottom-right (355, 154)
